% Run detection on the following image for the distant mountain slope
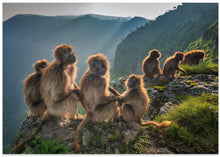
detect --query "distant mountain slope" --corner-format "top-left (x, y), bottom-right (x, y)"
top-left (3, 14), bottom-right (148, 146)
top-left (113, 3), bottom-right (218, 76)
top-left (184, 21), bottom-right (218, 61)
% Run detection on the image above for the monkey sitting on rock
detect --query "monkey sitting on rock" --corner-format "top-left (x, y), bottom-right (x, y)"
top-left (12, 44), bottom-right (80, 154)
top-left (162, 51), bottom-right (187, 80)
top-left (181, 50), bottom-right (205, 65)
top-left (120, 74), bottom-right (172, 128)
top-left (142, 49), bottom-right (162, 78)
top-left (40, 44), bottom-right (79, 119)
top-left (73, 53), bottom-right (121, 152)
top-left (23, 59), bottom-right (49, 117)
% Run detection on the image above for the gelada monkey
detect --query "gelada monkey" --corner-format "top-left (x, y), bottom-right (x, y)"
top-left (181, 50), bottom-right (205, 65)
top-left (162, 51), bottom-right (187, 80)
top-left (121, 74), bottom-right (172, 128)
top-left (73, 53), bottom-right (121, 152)
top-left (12, 44), bottom-right (79, 153)
top-left (24, 59), bottom-right (49, 117)
top-left (40, 44), bottom-right (79, 118)
top-left (142, 49), bottom-right (162, 78)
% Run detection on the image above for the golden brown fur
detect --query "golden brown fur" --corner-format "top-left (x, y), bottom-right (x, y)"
top-left (162, 51), bottom-right (187, 80)
top-left (40, 44), bottom-right (79, 118)
top-left (12, 44), bottom-right (79, 154)
top-left (121, 74), bottom-right (172, 128)
top-left (181, 50), bottom-right (205, 65)
top-left (23, 59), bottom-right (49, 117)
top-left (73, 53), bottom-right (121, 151)
top-left (142, 49), bottom-right (162, 78)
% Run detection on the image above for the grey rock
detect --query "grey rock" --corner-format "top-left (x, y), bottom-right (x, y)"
top-left (157, 147), bottom-right (174, 154)
top-left (82, 130), bottom-right (94, 146)
top-left (106, 146), bottom-right (112, 154)
top-left (159, 102), bottom-right (175, 115)
top-left (23, 146), bottom-right (33, 154)
top-left (123, 130), bottom-right (139, 145)
top-left (129, 122), bottom-right (141, 131)
top-left (114, 148), bottom-right (120, 154)
top-left (67, 142), bottom-right (73, 151)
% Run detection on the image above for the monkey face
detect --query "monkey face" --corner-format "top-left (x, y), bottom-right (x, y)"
top-left (127, 75), bottom-right (140, 88)
top-left (91, 60), bottom-right (106, 75)
top-left (34, 59), bottom-right (49, 72)
top-left (175, 52), bottom-right (184, 61)
top-left (54, 44), bottom-right (77, 65)
top-left (150, 50), bottom-right (161, 59)
top-left (88, 54), bottom-right (110, 76)
top-left (63, 48), bottom-right (76, 64)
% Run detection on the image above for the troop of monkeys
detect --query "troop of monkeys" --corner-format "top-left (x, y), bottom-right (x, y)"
top-left (12, 44), bottom-right (205, 153)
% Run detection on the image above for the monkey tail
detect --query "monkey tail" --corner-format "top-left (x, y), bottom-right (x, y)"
top-left (11, 112), bottom-right (50, 154)
top-left (73, 113), bottom-right (91, 152)
top-left (140, 119), bottom-right (172, 129)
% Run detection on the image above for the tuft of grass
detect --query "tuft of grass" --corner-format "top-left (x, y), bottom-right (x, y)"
top-left (35, 138), bottom-right (68, 154)
top-left (28, 135), bottom-right (68, 154)
top-left (157, 93), bottom-right (218, 153)
top-left (180, 61), bottom-right (218, 75)
top-left (91, 130), bottom-right (104, 148)
top-left (171, 95), bottom-right (190, 102)
top-left (119, 143), bottom-right (126, 154)
top-left (129, 128), bottom-right (151, 154)
top-left (107, 130), bottom-right (122, 142)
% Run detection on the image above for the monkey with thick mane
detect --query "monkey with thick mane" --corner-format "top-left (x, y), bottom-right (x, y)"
top-left (142, 49), bottom-right (162, 78)
top-left (12, 44), bottom-right (80, 154)
top-left (73, 53), bottom-right (121, 152)
top-left (120, 74), bottom-right (172, 128)
top-left (181, 50), bottom-right (205, 65)
top-left (40, 44), bottom-right (79, 118)
top-left (24, 59), bottom-right (49, 117)
top-left (162, 51), bottom-right (187, 80)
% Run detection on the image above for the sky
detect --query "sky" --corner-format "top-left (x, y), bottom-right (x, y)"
top-left (3, 3), bottom-right (182, 21)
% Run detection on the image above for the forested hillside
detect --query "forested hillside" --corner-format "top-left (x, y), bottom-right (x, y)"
top-left (113, 3), bottom-right (218, 77)
top-left (185, 21), bottom-right (218, 61)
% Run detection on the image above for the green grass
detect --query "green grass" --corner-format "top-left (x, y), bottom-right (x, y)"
top-left (35, 138), bottom-right (68, 154)
top-left (107, 129), bottom-right (122, 142)
top-left (28, 135), bottom-right (68, 154)
top-left (128, 127), bottom-right (152, 154)
top-left (180, 61), bottom-right (218, 75)
top-left (156, 93), bottom-right (218, 153)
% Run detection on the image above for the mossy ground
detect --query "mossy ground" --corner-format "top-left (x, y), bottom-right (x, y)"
top-left (23, 135), bottom-right (68, 154)
top-left (154, 93), bottom-right (218, 153)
